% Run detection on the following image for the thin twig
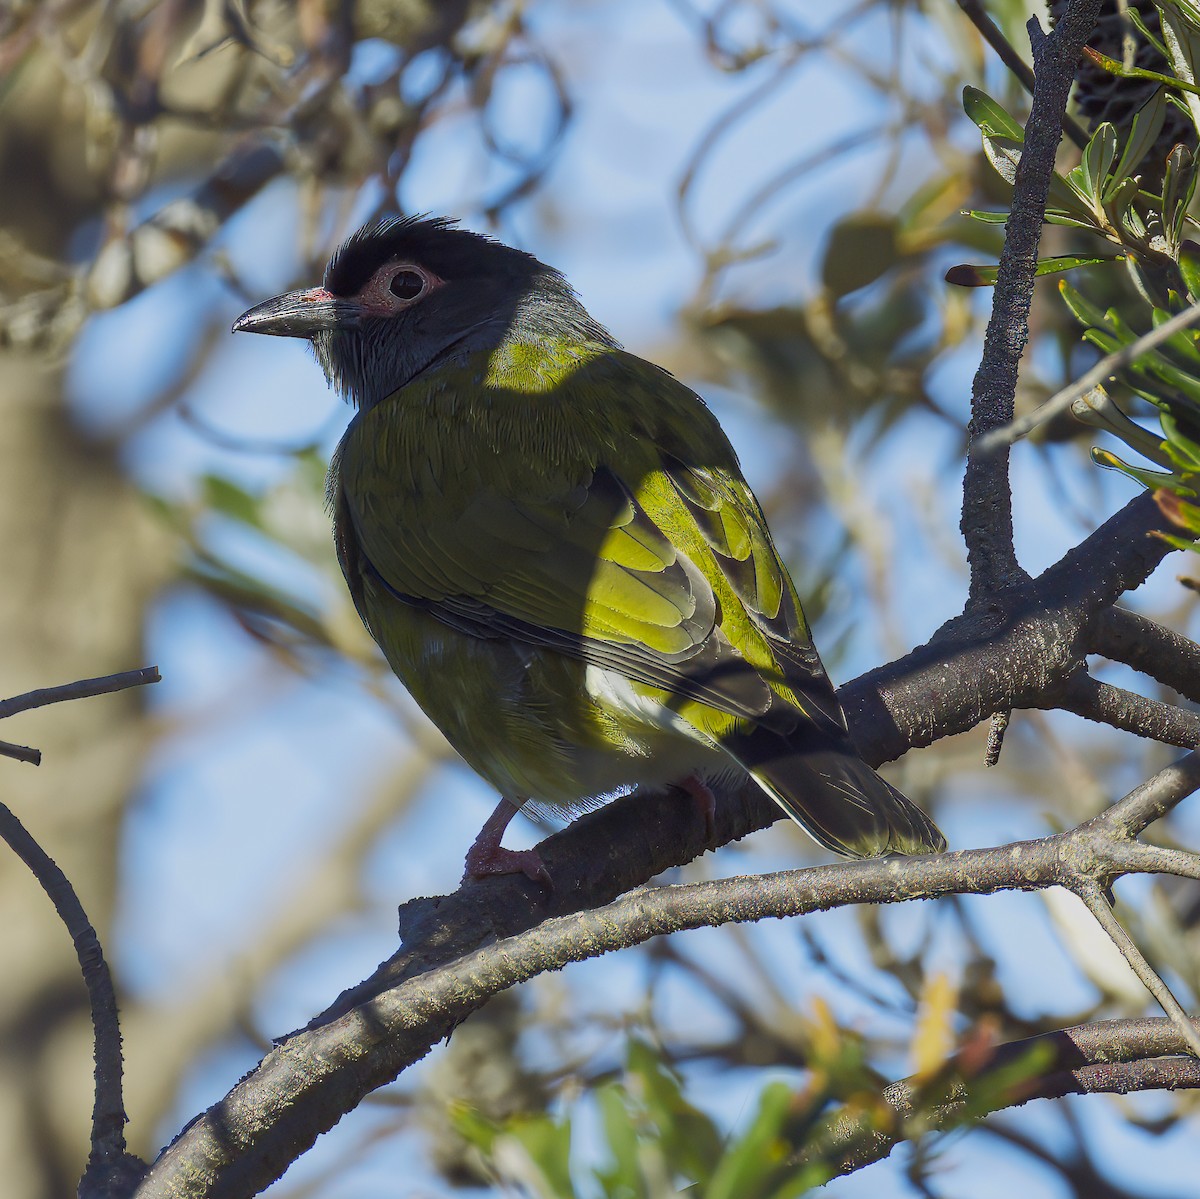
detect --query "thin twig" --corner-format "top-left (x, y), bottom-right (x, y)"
top-left (0, 738), bottom-right (40, 766)
top-left (0, 801), bottom-right (143, 1190)
top-left (1071, 877), bottom-right (1200, 1057)
top-left (975, 299), bottom-right (1200, 455)
top-left (0, 667), bottom-right (161, 769)
top-left (0, 665), bottom-right (160, 720)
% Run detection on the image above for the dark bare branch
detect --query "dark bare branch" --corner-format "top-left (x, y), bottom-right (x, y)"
top-left (1061, 675), bottom-right (1200, 749)
top-left (959, 1), bottom-right (1101, 599)
top-left (1091, 607), bottom-right (1200, 705)
top-left (0, 666), bottom-right (160, 720)
top-left (0, 802), bottom-right (145, 1196)
top-left (0, 738), bottom-right (40, 766)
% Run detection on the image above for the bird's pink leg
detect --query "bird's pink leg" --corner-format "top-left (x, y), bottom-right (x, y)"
top-left (463, 797), bottom-right (551, 884)
top-left (675, 771), bottom-right (717, 841)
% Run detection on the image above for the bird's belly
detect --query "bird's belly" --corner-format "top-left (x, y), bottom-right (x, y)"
top-left (362, 586), bottom-right (732, 810)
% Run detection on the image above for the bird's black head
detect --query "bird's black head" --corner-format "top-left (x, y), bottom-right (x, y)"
top-left (232, 215), bottom-right (613, 408)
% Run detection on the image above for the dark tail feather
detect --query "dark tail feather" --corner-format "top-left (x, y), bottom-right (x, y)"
top-left (731, 731), bottom-right (945, 857)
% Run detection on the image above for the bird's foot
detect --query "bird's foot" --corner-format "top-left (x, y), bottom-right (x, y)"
top-left (462, 796), bottom-right (551, 885)
top-left (674, 771), bottom-right (717, 842)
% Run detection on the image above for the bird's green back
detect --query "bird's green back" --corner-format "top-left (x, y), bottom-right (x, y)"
top-left (332, 336), bottom-right (846, 744)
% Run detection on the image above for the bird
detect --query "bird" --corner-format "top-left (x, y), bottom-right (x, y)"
top-left (232, 215), bottom-right (945, 881)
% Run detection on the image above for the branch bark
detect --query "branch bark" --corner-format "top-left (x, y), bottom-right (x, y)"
top-left (1091, 606), bottom-right (1200, 705)
top-left (960, 1), bottom-right (1101, 599)
top-left (132, 755), bottom-right (1200, 1198)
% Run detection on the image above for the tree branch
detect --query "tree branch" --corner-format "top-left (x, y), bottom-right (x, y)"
top-left (133, 755), bottom-right (1200, 1198)
top-left (0, 666), bottom-right (160, 768)
top-left (960, 1), bottom-right (1101, 599)
top-left (0, 801), bottom-right (146, 1197)
top-left (842, 491), bottom-right (1180, 765)
top-left (1070, 878), bottom-right (1200, 1057)
top-left (955, 0), bottom-right (1091, 148)
top-left (1061, 674), bottom-right (1200, 749)
top-left (1091, 606), bottom-right (1200, 705)
top-left (0, 666), bottom-right (160, 720)
top-left (0, 737), bottom-right (41, 766)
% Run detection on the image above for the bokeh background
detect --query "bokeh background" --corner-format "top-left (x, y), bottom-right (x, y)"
top-left (2, 1), bottom-right (1199, 1195)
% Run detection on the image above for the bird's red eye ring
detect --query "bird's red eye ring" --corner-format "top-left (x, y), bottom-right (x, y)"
top-left (389, 269), bottom-right (427, 300)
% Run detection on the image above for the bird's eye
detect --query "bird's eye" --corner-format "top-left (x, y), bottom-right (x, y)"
top-left (389, 269), bottom-right (427, 301)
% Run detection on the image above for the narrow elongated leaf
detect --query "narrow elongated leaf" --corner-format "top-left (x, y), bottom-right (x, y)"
top-left (1060, 279), bottom-right (1113, 328)
top-left (1179, 240), bottom-right (1200, 300)
top-left (1092, 446), bottom-right (1180, 487)
top-left (962, 86), bottom-right (1025, 140)
top-left (1076, 123), bottom-right (1118, 206)
top-left (1162, 409), bottom-right (1200, 468)
top-left (1112, 90), bottom-right (1169, 183)
top-left (945, 254), bottom-right (1122, 287)
top-left (1083, 47), bottom-right (1200, 95)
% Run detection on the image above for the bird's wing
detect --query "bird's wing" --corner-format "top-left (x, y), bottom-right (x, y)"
top-left (335, 414), bottom-right (844, 739)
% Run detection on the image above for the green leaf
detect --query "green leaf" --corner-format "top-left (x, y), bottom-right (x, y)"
top-left (820, 212), bottom-right (901, 297)
top-left (1127, 5), bottom-right (1169, 58)
top-left (1092, 446), bottom-right (1179, 488)
top-left (962, 86), bottom-right (1026, 140)
top-left (594, 1084), bottom-right (646, 1199)
top-left (626, 1040), bottom-right (722, 1180)
top-left (1112, 89), bottom-right (1169, 184)
top-left (1150, 305), bottom-right (1200, 362)
top-left (1159, 0), bottom-right (1200, 87)
top-left (1072, 122), bottom-right (1118, 207)
top-left (956, 1045), bottom-right (1055, 1123)
top-left (510, 1116), bottom-right (576, 1199)
top-left (201, 475), bottom-right (264, 529)
top-left (1138, 354), bottom-right (1200, 407)
top-left (981, 133), bottom-right (1022, 185)
top-left (1162, 145), bottom-right (1198, 253)
top-left (1162, 409), bottom-right (1200, 468)
top-left (1103, 173), bottom-right (1141, 220)
top-left (1071, 388), bottom-right (1177, 467)
top-left (707, 1082), bottom-right (794, 1199)
top-left (963, 209), bottom-right (1010, 224)
top-left (945, 254), bottom-right (1122, 288)
top-left (1179, 240), bottom-right (1200, 301)
top-left (1045, 211), bottom-right (1113, 231)
top-left (1157, 530), bottom-right (1200, 550)
top-left (1082, 46), bottom-right (1200, 95)
top-left (1060, 279), bottom-right (1116, 328)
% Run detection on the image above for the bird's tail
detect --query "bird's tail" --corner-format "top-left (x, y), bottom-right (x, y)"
top-left (729, 729), bottom-right (945, 858)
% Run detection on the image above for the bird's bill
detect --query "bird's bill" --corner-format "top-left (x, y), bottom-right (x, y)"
top-left (231, 288), bottom-right (359, 338)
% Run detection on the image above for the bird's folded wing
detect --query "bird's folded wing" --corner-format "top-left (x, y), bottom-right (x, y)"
top-left (338, 449), bottom-right (845, 737)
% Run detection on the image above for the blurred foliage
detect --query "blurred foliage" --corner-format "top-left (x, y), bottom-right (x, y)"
top-left (452, 1031), bottom-right (853, 1197)
top-left (446, 1000), bottom-right (1057, 1198)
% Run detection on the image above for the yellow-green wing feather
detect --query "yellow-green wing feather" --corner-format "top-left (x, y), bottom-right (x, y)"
top-left (333, 343), bottom-right (944, 855)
